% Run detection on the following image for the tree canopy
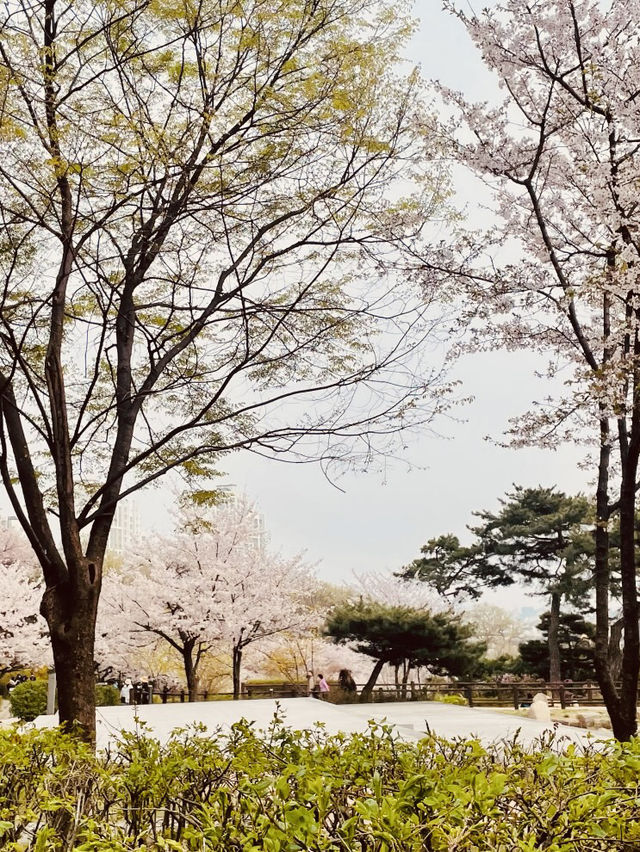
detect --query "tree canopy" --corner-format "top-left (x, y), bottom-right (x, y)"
top-left (519, 612), bottom-right (596, 684)
top-left (99, 498), bottom-right (315, 699)
top-left (0, 0), bottom-right (446, 737)
top-left (325, 600), bottom-right (484, 699)
top-left (400, 486), bottom-right (592, 682)
top-left (430, 0), bottom-right (640, 739)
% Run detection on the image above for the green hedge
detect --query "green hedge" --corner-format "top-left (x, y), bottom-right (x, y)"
top-left (10, 682), bottom-right (121, 719)
top-left (433, 692), bottom-right (467, 705)
top-left (0, 719), bottom-right (638, 849)
top-left (95, 684), bottom-right (120, 707)
top-left (8, 680), bottom-right (47, 721)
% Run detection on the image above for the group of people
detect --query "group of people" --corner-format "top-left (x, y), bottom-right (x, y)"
top-left (119, 678), bottom-right (152, 705)
top-left (7, 674), bottom-right (36, 692)
top-left (306, 669), bottom-right (358, 699)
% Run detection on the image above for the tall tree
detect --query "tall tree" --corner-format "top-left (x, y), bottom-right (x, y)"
top-left (398, 534), bottom-right (506, 599)
top-left (325, 600), bottom-right (484, 701)
top-left (519, 612), bottom-right (596, 683)
top-left (99, 499), bottom-right (315, 699)
top-left (0, 0), bottom-right (448, 738)
top-left (427, 0), bottom-right (640, 740)
top-left (400, 487), bottom-right (593, 684)
top-left (471, 487), bottom-right (592, 684)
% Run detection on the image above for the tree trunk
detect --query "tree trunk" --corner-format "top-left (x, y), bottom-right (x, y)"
top-left (232, 644), bottom-right (243, 700)
top-left (608, 617), bottom-right (624, 682)
top-left (592, 406), bottom-right (640, 741)
top-left (359, 659), bottom-right (385, 703)
top-left (548, 591), bottom-right (562, 685)
top-left (182, 640), bottom-right (199, 702)
top-left (401, 661), bottom-right (410, 700)
top-left (615, 452), bottom-right (640, 740)
top-left (40, 566), bottom-right (100, 743)
top-left (593, 415), bottom-right (622, 730)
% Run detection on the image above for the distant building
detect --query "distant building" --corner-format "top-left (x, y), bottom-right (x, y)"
top-left (216, 487), bottom-right (266, 552)
top-left (107, 501), bottom-right (141, 554)
top-left (1, 502), bottom-right (142, 558)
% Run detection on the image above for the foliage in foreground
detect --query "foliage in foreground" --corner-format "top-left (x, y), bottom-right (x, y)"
top-left (0, 716), bottom-right (639, 850)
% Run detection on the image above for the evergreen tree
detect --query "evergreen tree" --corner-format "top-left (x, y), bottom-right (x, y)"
top-left (400, 486), bottom-right (593, 684)
top-left (325, 601), bottom-right (484, 702)
top-left (519, 613), bottom-right (596, 683)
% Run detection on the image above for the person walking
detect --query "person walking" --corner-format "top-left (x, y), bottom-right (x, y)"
top-left (317, 673), bottom-right (330, 699)
top-left (120, 679), bottom-right (132, 704)
top-left (306, 670), bottom-right (315, 697)
top-left (338, 669), bottom-right (357, 693)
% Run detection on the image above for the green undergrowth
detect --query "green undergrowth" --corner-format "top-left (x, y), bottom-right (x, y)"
top-left (0, 713), bottom-right (638, 850)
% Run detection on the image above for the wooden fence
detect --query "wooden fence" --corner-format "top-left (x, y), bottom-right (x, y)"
top-left (354, 681), bottom-right (605, 709)
top-left (152, 680), bottom-right (605, 709)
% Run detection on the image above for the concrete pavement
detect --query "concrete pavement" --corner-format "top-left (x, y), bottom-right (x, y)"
top-left (32, 697), bottom-right (611, 750)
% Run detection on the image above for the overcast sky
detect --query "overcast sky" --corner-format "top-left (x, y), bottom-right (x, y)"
top-left (198, 3), bottom-right (593, 606)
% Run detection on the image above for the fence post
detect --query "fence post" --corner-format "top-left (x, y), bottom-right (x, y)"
top-left (162, 687), bottom-right (168, 704)
top-left (180, 689), bottom-right (185, 703)
top-left (410, 680), bottom-right (416, 700)
top-left (559, 684), bottom-right (566, 709)
top-left (203, 690), bottom-right (208, 701)
top-left (464, 686), bottom-right (474, 708)
top-left (512, 686), bottom-right (519, 710)
top-left (46, 670), bottom-right (57, 715)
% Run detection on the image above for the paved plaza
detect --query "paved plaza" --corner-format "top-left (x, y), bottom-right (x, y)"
top-left (33, 697), bottom-right (610, 750)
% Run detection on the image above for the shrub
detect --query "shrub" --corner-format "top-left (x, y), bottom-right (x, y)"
top-left (95, 684), bottom-right (120, 706)
top-left (433, 692), bottom-right (467, 706)
top-left (9, 680), bottom-right (48, 721)
top-left (0, 719), bottom-right (639, 849)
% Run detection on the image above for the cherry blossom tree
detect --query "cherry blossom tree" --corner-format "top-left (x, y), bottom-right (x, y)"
top-left (427, 0), bottom-right (640, 740)
top-left (462, 604), bottom-right (534, 660)
top-left (0, 529), bottom-right (51, 675)
top-left (99, 499), bottom-right (316, 699)
top-left (351, 570), bottom-right (446, 611)
top-left (1, 571), bottom-right (51, 676)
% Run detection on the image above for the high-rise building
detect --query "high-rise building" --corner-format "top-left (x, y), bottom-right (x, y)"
top-left (107, 500), bottom-right (141, 554)
top-left (215, 487), bottom-right (266, 552)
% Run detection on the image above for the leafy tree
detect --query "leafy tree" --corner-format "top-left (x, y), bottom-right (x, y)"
top-left (429, 0), bottom-right (640, 739)
top-left (324, 601), bottom-right (484, 701)
top-left (402, 486), bottom-right (592, 684)
top-left (471, 654), bottom-right (522, 681)
top-left (519, 613), bottom-right (596, 683)
top-left (0, 0), bottom-right (447, 738)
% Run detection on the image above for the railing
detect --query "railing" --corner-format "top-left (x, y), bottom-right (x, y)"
top-left (150, 681), bottom-right (606, 709)
top-left (155, 684), bottom-right (305, 703)
top-left (350, 681), bottom-right (606, 709)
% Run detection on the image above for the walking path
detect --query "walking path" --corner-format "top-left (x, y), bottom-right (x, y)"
top-left (33, 698), bottom-right (611, 750)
